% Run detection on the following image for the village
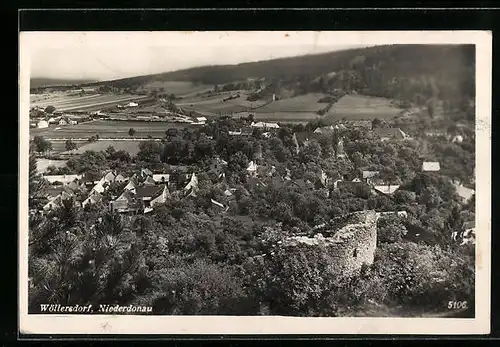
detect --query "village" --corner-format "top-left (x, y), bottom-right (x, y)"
top-left (33, 112), bottom-right (476, 247)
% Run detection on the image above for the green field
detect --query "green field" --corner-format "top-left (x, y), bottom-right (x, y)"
top-left (179, 92), bottom-right (329, 121)
top-left (31, 92), bottom-right (149, 112)
top-left (63, 140), bottom-right (142, 155)
top-left (324, 94), bottom-right (402, 121)
top-left (256, 93), bottom-right (329, 113)
top-left (178, 90), bottom-right (268, 114)
top-left (141, 81), bottom-right (213, 97)
top-left (31, 119), bottom-right (194, 140)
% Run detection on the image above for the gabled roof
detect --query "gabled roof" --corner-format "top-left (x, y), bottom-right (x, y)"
top-left (422, 162), bottom-right (440, 172)
top-left (373, 185), bottom-right (400, 195)
top-left (246, 161), bottom-right (258, 172)
top-left (454, 184), bottom-right (475, 202)
top-left (141, 168), bottom-right (153, 176)
top-left (136, 185), bottom-right (165, 199)
top-left (143, 176), bottom-right (156, 185)
top-left (124, 180), bottom-right (136, 191)
top-left (184, 173), bottom-right (198, 191)
top-left (104, 172), bottom-right (116, 182)
top-left (116, 189), bottom-right (134, 201)
top-left (115, 174), bottom-right (128, 182)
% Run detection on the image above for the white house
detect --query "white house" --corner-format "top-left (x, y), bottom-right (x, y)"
top-left (47, 117), bottom-right (58, 124)
top-left (58, 119), bottom-right (68, 126)
top-left (373, 184), bottom-right (400, 195)
top-left (44, 174), bottom-right (82, 185)
top-left (251, 121), bottom-right (279, 129)
top-left (153, 174), bottom-right (170, 184)
top-left (246, 161), bottom-right (258, 177)
top-left (37, 120), bottom-right (49, 129)
top-left (196, 116), bottom-right (207, 123)
top-left (453, 182), bottom-right (475, 204)
top-left (126, 102), bottom-right (139, 107)
top-left (422, 161), bottom-right (440, 172)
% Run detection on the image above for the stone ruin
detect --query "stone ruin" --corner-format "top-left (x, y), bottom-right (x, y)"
top-left (281, 210), bottom-right (378, 277)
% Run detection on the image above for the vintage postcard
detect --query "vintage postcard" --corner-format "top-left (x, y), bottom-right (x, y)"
top-left (19, 31), bottom-right (491, 335)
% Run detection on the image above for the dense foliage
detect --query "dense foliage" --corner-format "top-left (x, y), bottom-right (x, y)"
top-left (29, 110), bottom-right (475, 316)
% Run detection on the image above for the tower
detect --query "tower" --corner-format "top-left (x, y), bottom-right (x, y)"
top-left (336, 137), bottom-right (346, 159)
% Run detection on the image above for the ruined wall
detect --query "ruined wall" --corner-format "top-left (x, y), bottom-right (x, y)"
top-left (282, 210), bottom-right (378, 278)
top-left (326, 210), bottom-right (378, 277)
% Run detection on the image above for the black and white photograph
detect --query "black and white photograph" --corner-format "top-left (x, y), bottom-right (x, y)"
top-left (19, 31), bottom-right (491, 335)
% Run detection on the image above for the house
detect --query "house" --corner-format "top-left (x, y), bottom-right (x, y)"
top-left (453, 182), bottom-right (475, 203)
top-left (228, 130), bottom-right (242, 136)
top-left (246, 161), bottom-right (258, 177)
top-left (452, 135), bottom-right (464, 143)
top-left (68, 119), bottom-right (78, 125)
top-left (422, 161), bottom-right (440, 172)
top-left (58, 119), bottom-right (68, 126)
top-left (140, 168), bottom-right (153, 179)
top-left (82, 193), bottom-right (102, 209)
top-left (135, 185), bottom-right (169, 208)
top-left (152, 174), bottom-right (170, 184)
top-left (143, 176), bottom-right (156, 186)
top-left (124, 179), bottom-right (137, 192)
top-left (460, 221), bottom-right (476, 246)
top-left (37, 120), bottom-right (49, 129)
top-left (43, 174), bottom-right (82, 185)
top-left (292, 133), bottom-right (300, 155)
top-left (103, 171), bottom-right (116, 183)
top-left (42, 191), bottom-right (75, 211)
top-left (336, 138), bottom-right (347, 159)
top-left (373, 127), bottom-right (408, 141)
top-left (47, 117), bottom-right (58, 124)
top-left (196, 116), bottom-right (207, 123)
top-left (114, 174), bottom-right (128, 183)
top-left (126, 102), bottom-right (139, 107)
top-left (373, 184), bottom-right (400, 196)
top-left (184, 173), bottom-right (199, 197)
top-left (251, 121), bottom-right (279, 130)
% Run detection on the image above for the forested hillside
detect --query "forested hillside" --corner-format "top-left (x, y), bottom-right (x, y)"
top-left (91, 44), bottom-right (474, 106)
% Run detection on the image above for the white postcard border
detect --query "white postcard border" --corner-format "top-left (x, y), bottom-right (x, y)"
top-left (19, 30), bottom-right (492, 335)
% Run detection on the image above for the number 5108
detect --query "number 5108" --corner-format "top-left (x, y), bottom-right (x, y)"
top-left (448, 301), bottom-right (467, 309)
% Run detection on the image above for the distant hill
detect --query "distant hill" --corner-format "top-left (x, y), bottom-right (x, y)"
top-left (30, 78), bottom-right (99, 89)
top-left (86, 44), bottom-right (474, 106)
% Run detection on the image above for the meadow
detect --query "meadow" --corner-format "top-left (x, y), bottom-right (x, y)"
top-left (141, 81), bottom-right (213, 97)
top-left (31, 120), bottom-right (194, 140)
top-left (255, 93), bottom-right (329, 113)
top-left (62, 140), bottom-right (142, 155)
top-left (324, 94), bottom-right (402, 121)
top-left (31, 92), bottom-right (149, 112)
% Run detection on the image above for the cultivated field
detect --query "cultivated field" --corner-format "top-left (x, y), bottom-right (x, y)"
top-left (179, 92), bottom-right (329, 122)
top-left (141, 81), bottom-right (213, 97)
top-left (62, 140), bottom-right (142, 155)
top-left (30, 92), bottom-right (149, 112)
top-left (255, 93), bottom-right (329, 113)
top-left (178, 90), bottom-right (268, 114)
top-left (31, 119), bottom-right (193, 140)
top-left (324, 94), bottom-right (402, 121)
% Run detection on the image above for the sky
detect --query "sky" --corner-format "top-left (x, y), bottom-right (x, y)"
top-left (23, 32), bottom-right (372, 81)
top-left (21, 31), bottom-right (477, 82)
